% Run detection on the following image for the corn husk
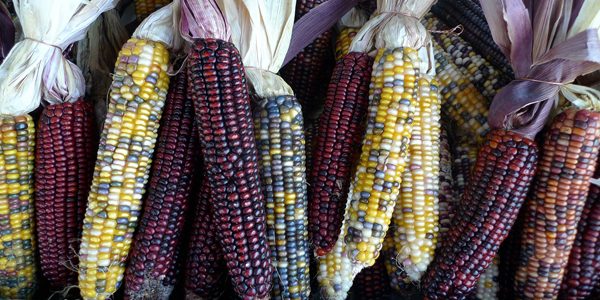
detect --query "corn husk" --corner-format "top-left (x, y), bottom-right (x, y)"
top-left (349, 0), bottom-right (436, 75)
top-left (338, 7), bottom-right (368, 30)
top-left (133, 1), bottom-right (183, 50)
top-left (180, 0), bottom-right (230, 42)
top-left (481, 0), bottom-right (600, 137)
top-left (0, 0), bottom-right (116, 115)
top-left (216, 0), bottom-right (295, 98)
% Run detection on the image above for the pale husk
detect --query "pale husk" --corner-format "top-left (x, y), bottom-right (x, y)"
top-left (133, 1), bottom-right (183, 52)
top-left (348, 0), bottom-right (436, 75)
top-left (216, 0), bottom-right (295, 98)
top-left (0, 0), bottom-right (115, 115)
top-left (337, 7), bottom-right (368, 30)
top-left (349, 0), bottom-right (435, 50)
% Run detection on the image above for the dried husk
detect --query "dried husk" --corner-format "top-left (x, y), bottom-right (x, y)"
top-left (481, 0), bottom-right (600, 137)
top-left (0, 0), bottom-right (116, 115)
top-left (216, 0), bottom-right (296, 98)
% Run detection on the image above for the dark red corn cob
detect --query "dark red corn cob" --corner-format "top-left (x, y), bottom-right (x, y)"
top-left (304, 117), bottom-right (319, 175)
top-left (188, 38), bottom-right (273, 299)
top-left (34, 100), bottom-right (97, 289)
top-left (423, 129), bottom-right (538, 299)
top-left (350, 256), bottom-right (390, 300)
top-left (184, 179), bottom-right (227, 299)
top-left (514, 109), bottom-right (600, 300)
top-left (497, 209), bottom-right (525, 299)
top-left (309, 52), bottom-right (372, 256)
top-left (559, 163), bottom-right (599, 300)
top-left (280, 0), bottom-right (335, 115)
top-left (123, 72), bottom-right (198, 299)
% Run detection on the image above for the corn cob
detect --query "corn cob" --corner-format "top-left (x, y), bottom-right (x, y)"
top-left (280, 0), bottom-right (334, 114)
top-left (0, 115), bottom-right (36, 299)
top-left (475, 256), bottom-right (499, 300)
top-left (188, 38), bottom-right (273, 299)
top-left (423, 129), bottom-right (538, 299)
top-left (349, 256), bottom-right (390, 300)
top-left (340, 47), bottom-right (418, 267)
top-left (559, 165), bottom-right (599, 300)
top-left (184, 179), bottom-right (227, 300)
top-left (35, 100), bottom-right (96, 289)
top-left (381, 230), bottom-right (408, 292)
top-left (304, 116), bottom-right (318, 176)
top-left (123, 72), bottom-right (197, 299)
top-left (429, 3), bottom-right (513, 77)
top-left (497, 209), bottom-right (525, 299)
top-left (134, 0), bottom-right (170, 21)
top-left (437, 126), bottom-right (455, 247)
top-left (78, 38), bottom-right (170, 300)
top-left (309, 52), bottom-right (372, 256)
top-left (335, 28), bottom-right (359, 61)
top-left (451, 135), bottom-right (478, 197)
top-left (514, 109), bottom-right (600, 300)
top-left (253, 95), bottom-right (311, 299)
top-left (433, 41), bottom-right (490, 141)
top-left (424, 16), bottom-right (512, 101)
top-left (316, 226), bottom-right (356, 299)
top-left (391, 76), bottom-right (441, 281)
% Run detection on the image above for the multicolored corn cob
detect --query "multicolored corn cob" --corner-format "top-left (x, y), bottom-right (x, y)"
top-left (134, 0), bottom-right (170, 21)
top-left (423, 130), bottom-right (538, 299)
top-left (188, 38), bottom-right (272, 299)
top-left (78, 38), bottom-right (170, 300)
top-left (514, 109), bottom-right (600, 300)
top-left (381, 230), bottom-right (408, 292)
top-left (349, 256), bottom-right (390, 300)
top-left (429, 2), bottom-right (513, 77)
top-left (309, 52), bottom-right (372, 256)
top-left (559, 164), bottom-right (599, 299)
top-left (123, 72), bottom-right (198, 299)
top-left (433, 41), bottom-right (490, 141)
top-left (280, 0), bottom-right (334, 114)
top-left (35, 100), bottom-right (96, 289)
top-left (475, 256), bottom-right (500, 300)
top-left (253, 95), bottom-right (311, 300)
top-left (391, 76), bottom-right (441, 281)
top-left (424, 16), bottom-right (512, 101)
top-left (316, 226), bottom-right (356, 299)
top-left (335, 28), bottom-right (359, 61)
top-left (0, 115), bottom-right (36, 299)
top-left (184, 179), bottom-right (227, 300)
top-left (340, 47), bottom-right (418, 267)
top-left (437, 126), bottom-right (455, 247)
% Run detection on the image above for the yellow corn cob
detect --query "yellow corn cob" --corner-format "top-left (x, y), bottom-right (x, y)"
top-left (392, 76), bottom-right (441, 281)
top-left (317, 47), bottom-right (421, 299)
top-left (78, 38), bottom-right (170, 300)
top-left (335, 27), bottom-right (360, 61)
top-left (341, 47), bottom-right (418, 266)
top-left (134, 0), bottom-right (170, 20)
top-left (0, 115), bottom-right (36, 299)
